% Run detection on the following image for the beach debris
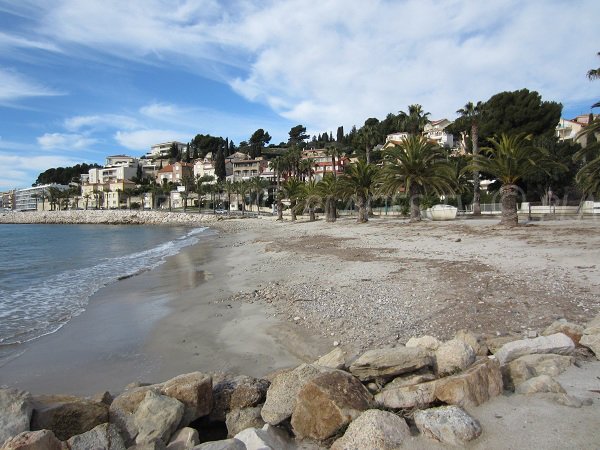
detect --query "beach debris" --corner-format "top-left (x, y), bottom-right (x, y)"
top-left (291, 370), bottom-right (372, 440)
top-left (0, 389), bottom-right (33, 448)
top-left (330, 409), bottom-right (411, 450)
top-left (414, 405), bottom-right (482, 447)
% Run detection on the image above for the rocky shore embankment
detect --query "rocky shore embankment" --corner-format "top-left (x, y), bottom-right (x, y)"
top-left (1, 316), bottom-right (599, 450)
top-left (0, 210), bottom-right (223, 226)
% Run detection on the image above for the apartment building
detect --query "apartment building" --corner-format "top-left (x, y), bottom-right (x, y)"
top-left (301, 149), bottom-right (348, 180)
top-left (147, 141), bottom-right (187, 159)
top-left (13, 184), bottom-right (69, 211)
top-left (157, 162), bottom-right (194, 185)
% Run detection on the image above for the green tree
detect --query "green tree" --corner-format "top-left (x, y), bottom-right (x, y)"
top-left (469, 133), bottom-right (565, 226)
top-left (398, 104), bottom-right (431, 135)
top-left (249, 177), bottom-right (269, 213)
top-left (215, 147), bottom-right (226, 181)
top-left (249, 129), bottom-right (272, 159)
top-left (380, 135), bottom-right (456, 222)
top-left (282, 178), bottom-right (303, 221)
top-left (587, 51), bottom-right (600, 80)
top-left (339, 160), bottom-right (380, 223)
top-left (317, 174), bottom-right (341, 222)
top-left (456, 101), bottom-right (485, 215)
top-left (297, 180), bottom-right (321, 222)
top-left (288, 125), bottom-right (309, 147)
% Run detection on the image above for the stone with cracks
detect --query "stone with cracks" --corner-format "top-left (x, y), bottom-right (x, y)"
top-left (0, 389), bottom-right (33, 447)
top-left (67, 423), bottom-right (125, 450)
top-left (580, 334), bottom-right (600, 359)
top-left (384, 371), bottom-right (436, 389)
top-left (331, 409), bottom-right (410, 450)
top-left (348, 346), bottom-right (433, 382)
top-left (494, 333), bottom-right (575, 365)
top-left (30, 394), bottom-right (109, 441)
top-left (161, 372), bottom-right (213, 426)
top-left (291, 370), bottom-right (372, 440)
top-left (315, 347), bottom-right (346, 369)
top-left (435, 339), bottom-right (476, 376)
top-left (414, 405), bottom-right (482, 447)
top-left (434, 358), bottom-right (503, 407)
top-left (234, 424), bottom-right (293, 450)
top-left (455, 329), bottom-right (489, 357)
top-left (375, 381), bottom-right (437, 409)
top-left (515, 375), bottom-right (566, 394)
top-left (225, 406), bottom-right (265, 438)
top-left (0, 430), bottom-right (64, 450)
top-left (165, 427), bottom-right (199, 450)
top-left (405, 335), bottom-right (442, 351)
top-left (211, 375), bottom-right (269, 422)
top-left (542, 320), bottom-right (584, 345)
top-left (260, 364), bottom-right (328, 425)
top-left (503, 354), bottom-right (574, 389)
top-left (134, 391), bottom-right (184, 445)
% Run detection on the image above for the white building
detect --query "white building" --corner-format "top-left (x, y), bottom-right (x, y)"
top-left (193, 154), bottom-right (216, 182)
top-left (147, 141), bottom-right (187, 159)
top-left (13, 184), bottom-right (69, 211)
top-left (424, 119), bottom-right (454, 147)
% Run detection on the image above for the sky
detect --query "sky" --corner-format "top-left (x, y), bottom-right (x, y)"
top-left (0, 0), bottom-right (599, 190)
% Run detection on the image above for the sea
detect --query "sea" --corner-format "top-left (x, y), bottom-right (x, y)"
top-left (0, 224), bottom-right (207, 350)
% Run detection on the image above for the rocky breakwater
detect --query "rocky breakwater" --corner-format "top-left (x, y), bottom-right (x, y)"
top-left (1, 315), bottom-right (598, 449)
top-left (0, 210), bottom-right (222, 226)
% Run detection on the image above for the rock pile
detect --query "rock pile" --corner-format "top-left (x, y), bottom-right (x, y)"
top-left (1, 315), bottom-right (598, 449)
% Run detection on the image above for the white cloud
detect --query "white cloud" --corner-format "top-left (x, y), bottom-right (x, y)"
top-left (64, 114), bottom-right (140, 131)
top-left (0, 30), bottom-right (61, 53)
top-left (37, 133), bottom-right (97, 150)
top-left (0, 153), bottom-right (82, 190)
top-left (114, 129), bottom-right (190, 150)
top-left (0, 68), bottom-right (63, 102)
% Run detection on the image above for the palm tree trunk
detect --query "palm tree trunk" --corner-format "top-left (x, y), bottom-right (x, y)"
top-left (356, 195), bottom-right (368, 223)
top-left (290, 200), bottom-right (297, 221)
top-left (309, 206), bottom-right (315, 222)
top-left (326, 197), bottom-right (337, 222)
top-left (472, 123), bottom-right (481, 216)
top-left (500, 184), bottom-right (519, 226)
top-left (277, 197), bottom-right (283, 221)
top-left (409, 184), bottom-right (421, 222)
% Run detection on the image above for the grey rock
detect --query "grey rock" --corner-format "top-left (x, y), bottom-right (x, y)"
top-left (455, 330), bottom-right (488, 356)
top-left (542, 320), bottom-right (584, 345)
top-left (225, 407), bottom-right (264, 438)
top-left (134, 391), bottom-right (184, 445)
top-left (405, 335), bottom-right (441, 351)
top-left (579, 334), bottom-right (600, 359)
top-left (67, 423), bottom-right (125, 450)
top-left (348, 346), bottom-right (433, 382)
top-left (375, 381), bottom-right (437, 409)
top-left (211, 375), bottom-right (269, 423)
top-left (435, 339), bottom-right (476, 376)
top-left (234, 424), bottom-right (293, 450)
top-left (0, 430), bottom-right (64, 450)
top-left (0, 389), bottom-right (33, 447)
top-left (503, 354), bottom-right (574, 389)
top-left (193, 439), bottom-right (246, 450)
top-left (384, 371), bottom-right (436, 389)
top-left (494, 333), bottom-right (575, 365)
top-left (515, 375), bottom-right (566, 394)
top-left (314, 347), bottom-right (346, 369)
top-left (330, 409), bottom-right (410, 450)
top-left (166, 427), bottom-right (199, 450)
top-left (542, 393), bottom-right (593, 408)
top-left (162, 372), bottom-right (213, 426)
top-left (414, 405), bottom-right (482, 446)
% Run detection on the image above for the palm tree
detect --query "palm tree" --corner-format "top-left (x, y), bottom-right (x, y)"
top-left (236, 180), bottom-right (251, 215)
top-left (223, 180), bottom-right (235, 214)
top-left (380, 135), bottom-right (456, 222)
top-left (358, 125), bottom-right (379, 164)
top-left (249, 177), bottom-right (269, 213)
top-left (457, 101), bottom-right (484, 215)
top-left (574, 119), bottom-right (600, 198)
top-left (398, 104), bottom-right (431, 135)
top-left (339, 160), bottom-right (380, 223)
top-left (470, 133), bottom-right (565, 226)
top-left (83, 193), bottom-right (91, 210)
top-left (297, 180), bottom-right (322, 222)
top-left (317, 174), bottom-right (340, 222)
top-left (587, 52), bottom-right (600, 80)
top-left (299, 158), bottom-right (316, 181)
top-left (324, 145), bottom-right (341, 178)
top-left (281, 178), bottom-right (303, 221)
top-left (195, 175), bottom-right (214, 213)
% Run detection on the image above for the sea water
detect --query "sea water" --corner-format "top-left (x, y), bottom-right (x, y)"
top-left (0, 224), bottom-right (207, 347)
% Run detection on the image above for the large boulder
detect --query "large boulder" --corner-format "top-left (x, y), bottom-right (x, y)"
top-left (583, 314), bottom-right (600, 335)
top-left (434, 358), bottom-right (503, 407)
top-left (225, 407), bottom-right (265, 438)
top-left (260, 364), bottom-right (327, 425)
top-left (542, 320), bottom-right (584, 345)
top-left (161, 372), bottom-right (213, 426)
top-left (134, 391), bottom-right (184, 446)
top-left (194, 439), bottom-right (245, 450)
top-left (291, 370), bottom-right (372, 440)
top-left (503, 354), bottom-right (574, 389)
top-left (109, 384), bottom-right (163, 445)
top-left (0, 430), bottom-right (64, 450)
top-left (315, 347), bottom-right (346, 370)
top-left (375, 380), bottom-right (437, 409)
top-left (405, 335), bottom-right (442, 351)
top-left (493, 333), bottom-right (575, 365)
top-left (455, 330), bottom-right (489, 357)
top-left (211, 375), bottom-right (269, 422)
top-left (330, 409), bottom-right (411, 450)
top-left (384, 371), bottom-right (436, 389)
top-left (515, 375), bottom-right (566, 394)
top-left (435, 339), bottom-right (476, 375)
top-left (66, 423), bottom-right (125, 450)
top-left (348, 346), bottom-right (433, 382)
top-left (0, 389), bottom-right (33, 447)
top-left (414, 405), bottom-right (482, 447)
top-left (30, 394), bottom-right (108, 441)
top-left (234, 424), bottom-right (293, 450)
top-left (165, 427), bottom-right (199, 450)
top-left (580, 334), bottom-right (600, 358)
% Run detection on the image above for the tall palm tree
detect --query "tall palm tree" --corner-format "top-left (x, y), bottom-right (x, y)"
top-left (83, 193), bottom-right (91, 210)
top-left (281, 178), bottom-right (303, 221)
top-left (236, 180), bottom-right (250, 215)
top-left (249, 177), bottom-right (269, 213)
top-left (457, 101), bottom-right (484, 215)
top-left (574, 119), bottom-right (600, 197)
top-left (398, 104), bottom-right (431, 135)
top-left (587, 51), bottom-right (600, 80)
top-left (317, 173), bottom-right (340, 222)
top-left (380, 135), bottom-right (456, 222)
top-left (470, 133), bottom-right (565, 226)
top-left (339, 160), bottom-right (380, 223)
top-left (297, 180), bottom-right (322, 222)
top-left (223, 180), bottom-right (235, 214)
top-left (324, 145), bottom-right (341, 178)
top-left (299, 158), bottom-right (316, 181)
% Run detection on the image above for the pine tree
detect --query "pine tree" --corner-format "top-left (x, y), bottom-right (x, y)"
top-left (215, 147), bottom-right (226, 181)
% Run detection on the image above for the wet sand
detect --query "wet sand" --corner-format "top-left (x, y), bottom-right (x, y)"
top-left (0, 226), bottom-right (329, 396)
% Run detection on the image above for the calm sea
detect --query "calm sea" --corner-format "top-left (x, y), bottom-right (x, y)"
top-left (0, 224), bottom-right (207, 348)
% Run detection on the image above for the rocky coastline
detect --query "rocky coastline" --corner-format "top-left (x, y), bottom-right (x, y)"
top-left (1, 317), bottom-right (599, 449)
top-left (0, 210), bottom-right (225, 226)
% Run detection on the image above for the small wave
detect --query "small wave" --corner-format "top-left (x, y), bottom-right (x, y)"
top-left (0, 227), bottom-right (208, 345)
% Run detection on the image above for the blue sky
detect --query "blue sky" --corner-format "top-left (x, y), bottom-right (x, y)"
top-left (1, 0), bottom-right (599, 190)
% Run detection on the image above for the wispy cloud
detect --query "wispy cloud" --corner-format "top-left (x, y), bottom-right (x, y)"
top-left (0, 68), bottom-right (64, 103)
top-left (37, 133), bottom-right (97, 150)
top-left (64, 114), bottom-right (140, 132)
top-left (114, 129), bottom-right (189, 150)
top-left (0, 153), bottom-right (82, 189)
